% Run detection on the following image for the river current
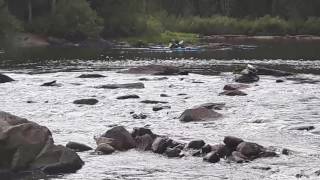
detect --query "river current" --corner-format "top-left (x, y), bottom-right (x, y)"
top-left (0, 47), bottom-right (320, 180)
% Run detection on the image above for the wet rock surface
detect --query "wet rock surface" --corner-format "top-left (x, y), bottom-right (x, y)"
top-left (116, 94), bottom-right (140, 100)
top-left (0, 111), bottom-right (83, 176)
top-left (179, 106), bottom-right (222, 122)
top-left (96, 82), bottom-right (145, 89)
top-left (78, 74), bottom-right (105, 78)
top-left (0, 73), bottom-right (14, 83)
top-left (66, 141), bottom-right (93, 152)
top-left (73, 98), bottom-right (98, 105)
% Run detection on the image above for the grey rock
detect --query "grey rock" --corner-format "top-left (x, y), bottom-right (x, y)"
top-left (73, 98), bottom-right (98, 105)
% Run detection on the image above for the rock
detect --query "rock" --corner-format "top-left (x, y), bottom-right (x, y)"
top-left (223, 84), bottom-right (250, 91)
top-left (66, 141), bottom-right (93, 152)
top-left (211, 144), bottom-right (232, 158)
top-left (134, 134), bottom-right (154, 151)
top-left (177, 93), bottom-right (187, 96)
top-left (179, 107), bottom-right (222, 122)
top-left (30, 144), bottom-right (84, 174)
top-left (73, 98), bottom-right (98, 105)
top-left (235, 65), bottom-right (259, 83)
top-left (120, 65), bottom-right (184, 75)
top-left (314, 170), bottom-right (320, 176)
top-left (101, 126), bottom-right (136, 151)
top-left (236, 142), bottom-right (264, 159)
top-left (0, 73), bottom-right (14, 83)
top-left (194, 103), bottom-right (226, 110)
top-left (0, 111), bottom-right (84, 175)
top-left (281, 148), bottom-right (292, 155)
top-left (141, 100), bottom-right (169, 104)
top-left (139, 77), bottom-right (168, 81)
top-left (41, 80), bottom-right (60, 87)
top-left (203, 152), bottom-right (220, 163)
top-left (290, 126), bottom-right (315, 131)
top-left (94, 137), bottom-right (118, 148)
top-left (78, 74), bottom-right (105, 78)
top-left (165, 148), bottom-right (181, 158)
top-left (223, 136), bottom-right (244, 150)
top-left (220, 90), bottom-right (247, 96)
top-left (132, 113), bottom-right (147, 119)
top-left (256, 67), bottom-right (293, 77)
top-left (152, 105), bottom-right (171, 111)
top-left (160, 94), bottom-right (169, 97)
top-left (96, 83), bottom-right (145, 89)
top-left (178, 71), bottom-right (189, 75)
top-left (187, 140), bottom-right (205, 149)
top-left (95, 143), bottom-right (115, 155)
top-left (152, 137), bottom-right (169, 154)
top-left (117, 95), bottom-right (140, 100)
top-left (228, 151), bottom-right (248, 163)
top-left (251, 166), bottom-right (271, 171)
top-left (276, 79), bottom-right (285, 83)
top-left (201, 144), bottom-right (212, 154)
top-left (131, 127), bottom-right (155, 138)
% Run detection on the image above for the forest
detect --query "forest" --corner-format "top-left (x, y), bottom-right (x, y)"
top-left (1, 0), bottom-right (320, 42)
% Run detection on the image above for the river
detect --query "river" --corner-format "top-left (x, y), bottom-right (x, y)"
top-left (0, 44), bottom-right (320, 179)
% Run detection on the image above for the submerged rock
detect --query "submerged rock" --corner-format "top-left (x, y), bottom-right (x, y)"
top-left (66, 141), bottom-right (92, 152)
top-left (194, 103), bottom-right (226, 110)
top-left (116, 94), bottom-right (140, 100)
top-left (101, 126), bottom-right (136, 151)
top-left (179, 107), bottom-right (222, 122)
top-left (132, 113), bottom-right (147, 119)
top-left (41, 80), bottom-right (61, 87)
top-left (141, 100), bottom-right (168, 104)
top-left (220, 90), bottom-right (247, 96)
top-left (96, 83), bottom-right (145, 89)
top-left (120, 65), bottom-right (186, 75)
top-left (223, 84), bottom-right (249, 91)
top-left (290, 125), bottom-right (315, 131)
top-left (73, 98), bottom-right (98, 105)
top-left (78, 74), bottom-right (105, 78)
top-left (0, 73), bottom-right (14, 83)
top-left (95, 143), bottom-right (115, 155)
top-left (0, 111), bottom-right (83, 175)
top-left (152, 105), bottom-right (171, 111)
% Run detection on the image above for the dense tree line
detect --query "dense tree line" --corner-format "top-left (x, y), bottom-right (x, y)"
top-left (1, 0), bottom-right (320, 41)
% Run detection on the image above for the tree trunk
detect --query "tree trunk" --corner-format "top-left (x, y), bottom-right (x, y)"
top-left (51, 0), bottom-right (56, 14)
top-left (28, 0), bottom-right (32, 23)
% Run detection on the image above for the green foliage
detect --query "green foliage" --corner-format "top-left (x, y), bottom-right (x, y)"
top-left (0, 0), bottom-right (21, 37)
top-left (28, 0), bottom-right (103, 41)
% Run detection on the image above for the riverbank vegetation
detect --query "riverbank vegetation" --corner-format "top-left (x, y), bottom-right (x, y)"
top-left (2, 0), bottom-right (320, 44)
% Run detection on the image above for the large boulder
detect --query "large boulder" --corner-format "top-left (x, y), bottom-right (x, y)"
top-left (120, 65), bottom-right (186, 75)
top-left (96, 83), bottom-right (145, 89)
top-left (236, 142), bottom-right (264, 160)
top-left (101, 126), bottom-right (136, 151)
top-left (0, 111), bottom-right (83, 175)
top-left (179, 107), bottom-right (222, 122)
top-left (0, 73), bottom-right (14, 83)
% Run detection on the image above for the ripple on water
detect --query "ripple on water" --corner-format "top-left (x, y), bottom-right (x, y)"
top-left (0, 70), bottom-right (319, 180)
